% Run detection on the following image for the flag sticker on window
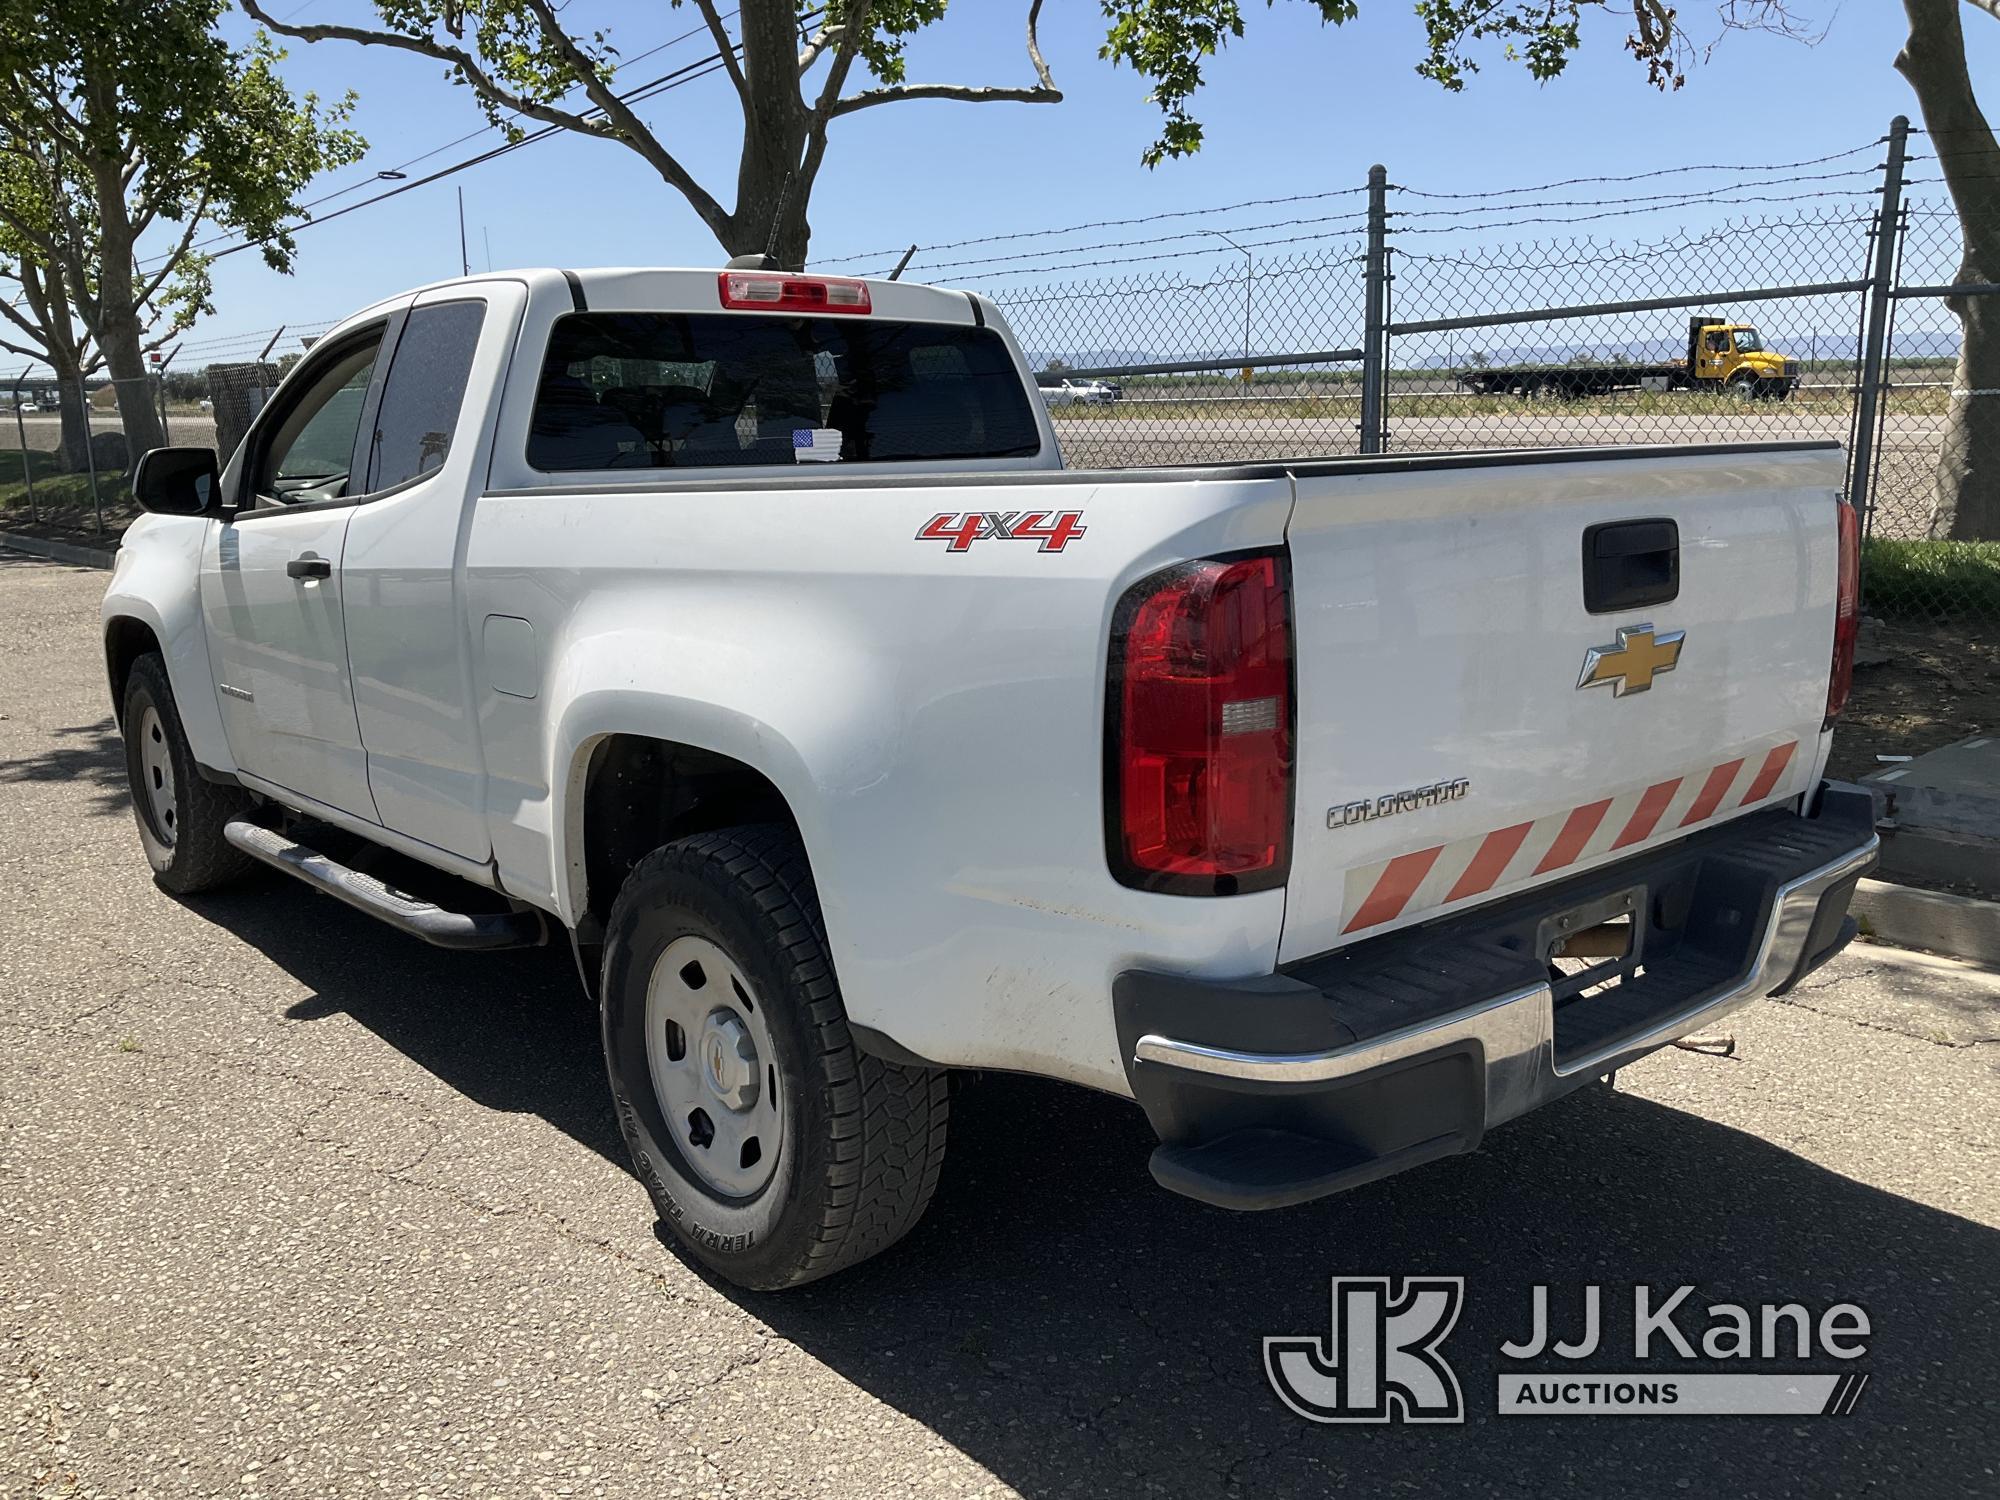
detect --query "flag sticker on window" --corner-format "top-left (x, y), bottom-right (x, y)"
top-left (793, 428), bottom-right (844, 462)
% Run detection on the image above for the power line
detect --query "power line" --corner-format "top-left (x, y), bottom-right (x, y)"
top-left (187, 51), bottom-right (734, 265)
top-left (157, 9), bottom-right (782, 269)
top-left (280, 10), bottom-right (734, 223)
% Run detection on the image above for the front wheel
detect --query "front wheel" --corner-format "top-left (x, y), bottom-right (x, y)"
top-left (601, 825), bottom-right (949, 1290)
top-left (121, 653), bottom-right (256, 894)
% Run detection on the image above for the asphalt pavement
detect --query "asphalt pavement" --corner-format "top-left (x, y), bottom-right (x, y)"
top-left (3, 553), bottom-right (1997, 1498)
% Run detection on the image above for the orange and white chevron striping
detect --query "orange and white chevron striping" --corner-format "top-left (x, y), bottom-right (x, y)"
top-left (1339, 740), bottom-right (1802, 936)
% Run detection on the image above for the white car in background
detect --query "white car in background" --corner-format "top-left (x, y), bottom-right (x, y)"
top-left (1037, 376), bottom-right (1120, 406)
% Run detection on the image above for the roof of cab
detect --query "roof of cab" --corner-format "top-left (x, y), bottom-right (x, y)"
top-left (328, 266), bottom-right (985, 339)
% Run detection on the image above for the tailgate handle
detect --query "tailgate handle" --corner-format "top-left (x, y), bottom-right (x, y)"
top-left (1582, 519), bottom-right (1678, 614)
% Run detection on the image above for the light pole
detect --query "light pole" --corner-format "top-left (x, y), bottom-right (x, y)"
top-left (1204, 229), bottom-right (1253, 365)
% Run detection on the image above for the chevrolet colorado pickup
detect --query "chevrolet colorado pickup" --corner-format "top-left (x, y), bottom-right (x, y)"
top-left (103, 265), bottom-right (1876, 1290)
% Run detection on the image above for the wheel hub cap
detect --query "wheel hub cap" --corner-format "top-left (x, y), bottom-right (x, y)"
top-left (700, 1010), bottom-right (760, 1112)
top-left (137, 704), bottom-right (177, 847)
top-left (642, 934), bottom-right (782, 1198)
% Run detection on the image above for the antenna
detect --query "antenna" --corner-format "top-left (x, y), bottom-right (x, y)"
top-left (457, 187), bottom-right (470, 276)
top-left (888, 244), bottom-right (918, 282)
top-left (764, 167), bottom-right (798, 268)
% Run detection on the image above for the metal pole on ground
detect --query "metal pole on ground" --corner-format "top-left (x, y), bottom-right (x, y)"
top-left (1849, 115), bottom-right (1910, 533)
top-left (1202, 230), bottom-right (1254, 365)
top-left (155, 343), bottom-right (181, 441)
top-left (12, 366), bottom-right (36, 524)
top-left (76, 373), bottom-right (101, 532)
top-left (1360, 164), bottom-right (1389, 455)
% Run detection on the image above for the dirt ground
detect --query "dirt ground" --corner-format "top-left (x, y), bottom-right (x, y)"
top-left (1826, 618), bottom-right (2000, 784)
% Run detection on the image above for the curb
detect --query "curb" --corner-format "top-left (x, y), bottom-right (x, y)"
top-left (1852, 877), bottom-right (2000, 970)
top-left (0, 529), bottom-right (118, 569)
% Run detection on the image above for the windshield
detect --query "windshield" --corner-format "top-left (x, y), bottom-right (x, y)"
top-left (1731, 328), bottom-right (1764, 353)
top-left (528, 312), bottom-right (1042, 471)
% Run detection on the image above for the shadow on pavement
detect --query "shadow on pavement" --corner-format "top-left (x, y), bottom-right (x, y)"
top-left (185, 876), bottom-right (1998, 1497)
top-left (183, 874), bottom-right (623, 1165)
top-left (0, 716), bottom-right (130, 816)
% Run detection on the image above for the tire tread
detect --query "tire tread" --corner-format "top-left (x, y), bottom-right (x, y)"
top-left (609, 825), bottom-right (948, 1287)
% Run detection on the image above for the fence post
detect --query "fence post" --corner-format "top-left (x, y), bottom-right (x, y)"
top-left (76, 372), bottom-right (102, 533)
top-left (12, 367), bottom-right (35, 525)
top-left (155, 343), bottom-right (182, 441)
top-left (1850, 115), bottom-right (1910, 532)
top-left (1360, 163), bottom-right (1389, 455)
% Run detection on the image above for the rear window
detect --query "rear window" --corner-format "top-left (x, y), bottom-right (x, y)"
top-left (527, 312), bottom-right (1041, 471)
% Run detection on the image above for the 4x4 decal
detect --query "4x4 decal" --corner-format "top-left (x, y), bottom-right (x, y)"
top-left (917, 510), bottom-right (1087, 553)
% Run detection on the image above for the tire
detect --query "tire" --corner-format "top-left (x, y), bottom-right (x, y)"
top-left (121, 653), bottom-right (257, 894)
top-left (601, 824), bottom-right (949, 1290)
top-left (1727, 372), bottom-right (1759, 403)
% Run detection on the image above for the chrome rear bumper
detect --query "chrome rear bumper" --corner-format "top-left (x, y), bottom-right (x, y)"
top-left (1115, 786), bottom-right (1879, 1209)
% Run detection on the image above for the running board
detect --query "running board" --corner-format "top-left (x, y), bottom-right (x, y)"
top-left (223, 820), bottom-right (547, 951)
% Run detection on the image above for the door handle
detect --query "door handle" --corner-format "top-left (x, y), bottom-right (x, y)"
top-left (286, 556), bottom-right (332, 580)
top-left (1581, 519), bottom-right (1678, 614)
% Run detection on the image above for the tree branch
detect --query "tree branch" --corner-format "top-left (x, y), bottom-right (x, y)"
top-left (514, 0), bottom-right (734, 237)
top-left (829, 0), bottom-right (1060, 118)
top-left (137, 199), bottom-right (208, 306)
top-left (799, 18), bottom-right (846, 75)
top-left (238, 0), bottom-right (615, 141)
top-left (691, 0), bottom-right (748, 97)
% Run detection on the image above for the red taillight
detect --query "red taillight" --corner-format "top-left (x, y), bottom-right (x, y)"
top-left (1825, 499), bottom-right (1861, 726)
top-left (717, 271), bottom-right (871, 314)
top-left (1108, 553), bottom-right (1293, 894)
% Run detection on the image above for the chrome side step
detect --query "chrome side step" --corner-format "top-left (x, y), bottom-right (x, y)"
top-left (223, 820), bottom-right (546, 951)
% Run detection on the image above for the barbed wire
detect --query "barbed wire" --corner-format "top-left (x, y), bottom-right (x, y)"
top-left (815, 186), bottom-right (1373, 271)
top-left (904, 210), bottom-right (1372, 276)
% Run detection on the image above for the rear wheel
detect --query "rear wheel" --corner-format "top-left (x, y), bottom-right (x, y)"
top-left (601, 825), bottom-right (949, 1290)
top-left (121, 653), bottom-right (256, 894)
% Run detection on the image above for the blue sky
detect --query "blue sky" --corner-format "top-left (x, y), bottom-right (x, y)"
top-left (173, 1), bottom-right (1988, 355)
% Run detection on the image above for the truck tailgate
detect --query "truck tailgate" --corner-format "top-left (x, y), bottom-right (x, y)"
top-left (1278, 445), bottom-right (1843, 964)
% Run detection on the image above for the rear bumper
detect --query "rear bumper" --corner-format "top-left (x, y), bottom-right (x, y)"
top-left (1114, 783), bottom-right (1877, 1211)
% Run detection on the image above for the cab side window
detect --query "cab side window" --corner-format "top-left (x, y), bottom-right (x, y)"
top-left (252, 333), bottom-right (383, 507)
top-left (367, 300), bottom-right (486, 490)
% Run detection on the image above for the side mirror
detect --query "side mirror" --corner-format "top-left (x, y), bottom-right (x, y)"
top-left (132, 446), bottom-right (223, 517)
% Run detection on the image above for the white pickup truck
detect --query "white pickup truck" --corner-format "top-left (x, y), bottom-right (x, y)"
top-left (104, 264), bottom-right (1875, 1290)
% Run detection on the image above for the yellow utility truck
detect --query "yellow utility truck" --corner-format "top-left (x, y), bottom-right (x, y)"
top-left (1460, 316), bottom-right (1802, 401)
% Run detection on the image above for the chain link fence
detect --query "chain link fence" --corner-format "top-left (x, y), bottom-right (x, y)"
top-left (974, 120), bottom-right (1999, 631)
top-left (0, 323), bottom-right (325, 540)
top-left (3, 122), bottom-right (1993, 638)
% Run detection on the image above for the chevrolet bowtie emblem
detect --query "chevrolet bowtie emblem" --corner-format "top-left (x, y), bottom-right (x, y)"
top-left (1578, 623), bottom-right (1685, 697)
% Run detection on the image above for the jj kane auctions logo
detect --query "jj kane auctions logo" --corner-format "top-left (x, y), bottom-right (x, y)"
top-left (1266, 1279), bottom-right (1872, 1423)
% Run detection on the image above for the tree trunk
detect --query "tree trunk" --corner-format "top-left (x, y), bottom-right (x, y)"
top-left (49, 352), bottom-right (91, 473)
top-left (723, 4), bottom-right (813, 269)
top-left (78, 52), bottom-right (166, 459)
top-left (1898, 0), bottom-right (2000, 541)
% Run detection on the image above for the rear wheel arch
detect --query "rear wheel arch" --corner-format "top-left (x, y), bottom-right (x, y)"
top-left (569, 732), bottom-right (804, 957)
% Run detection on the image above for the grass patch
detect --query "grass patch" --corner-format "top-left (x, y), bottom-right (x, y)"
top-left (0, 447), bottom-right (133, 540)
top-left (1862, 537), bottom-right (2000, 620)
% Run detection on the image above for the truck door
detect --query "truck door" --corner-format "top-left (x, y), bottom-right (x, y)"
top-left (341, 284), bottom-right (523, 861)
top-left (199, 320), bottom-right (397, 822)
top-left (1696, 328), bottom-right (1733, 383)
